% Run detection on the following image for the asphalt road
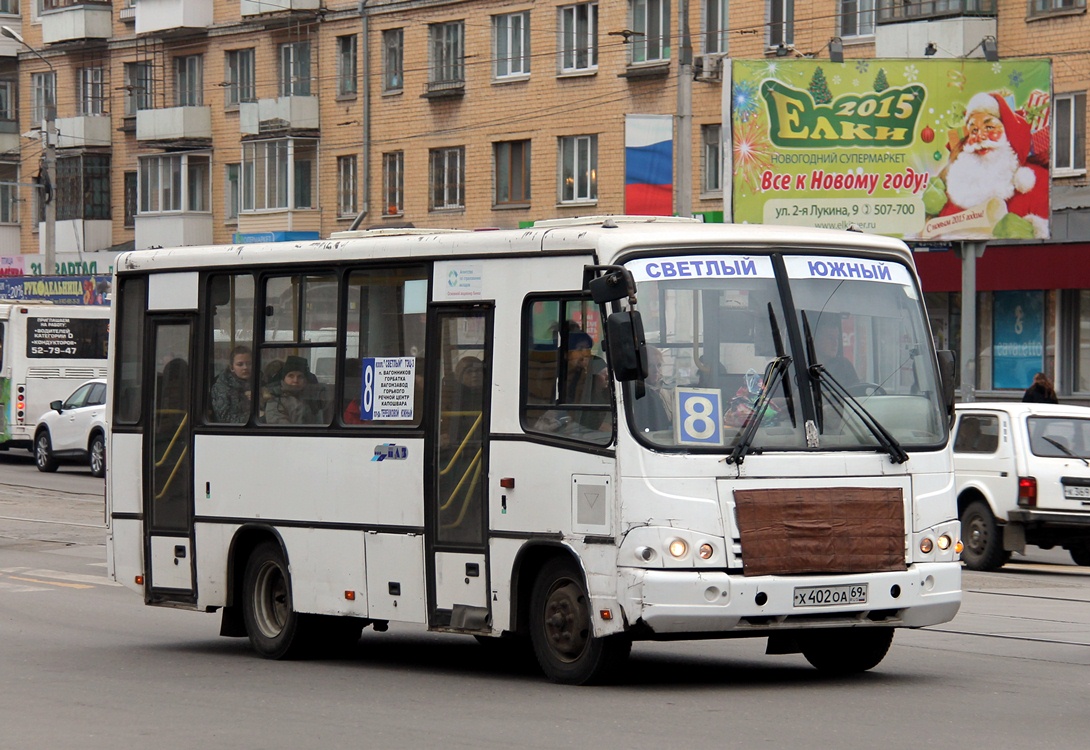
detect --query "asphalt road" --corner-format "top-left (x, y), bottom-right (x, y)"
top-left (2, 455), bottom-right (1089, 749)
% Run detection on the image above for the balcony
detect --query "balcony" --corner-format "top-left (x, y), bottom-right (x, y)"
top-left (56, 115), bottom-right (112, 149)
top-left (135, 0), bottom-right (213, 35)
top-left (877, 0), bottom-right (997, 23)
top-left (43, 219), bottom-right (113, 254)
top-left (41, 0), bottom-right (113, 45)
top-left (136, 106), bottom-right (212, 142)
top-left (0, 121), bottom-right (17, 153)
top-left (240, 0), bottom-right (320, 17)
top-left (875, 0), bottom-right (997, 58)
top-left (0, 20), bottom-right (21, 58)
top-left (135, 213), bottom-right (213, 251)
top-left (239, 96), bottom-right (319, 135)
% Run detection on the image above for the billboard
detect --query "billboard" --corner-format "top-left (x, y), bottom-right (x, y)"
top-left (730, 59), bottom-right (1052, 241)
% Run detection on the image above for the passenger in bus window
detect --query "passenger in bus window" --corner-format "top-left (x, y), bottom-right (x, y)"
top-left (263, 356), bottom-right (331, 425)
top-left (814, 316), bottom-right (859, 386)
top-left (633, 346), bottom-right (672, 433)
top-left (210, 345), bottom-right (253, 424)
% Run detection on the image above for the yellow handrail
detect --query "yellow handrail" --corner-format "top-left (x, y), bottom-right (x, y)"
top-left (153, 409), bottom-right (189, 501)
top-left (153, 410), bottom-right (188, 468)
top-left (438, 411), bottom-right (481, 477)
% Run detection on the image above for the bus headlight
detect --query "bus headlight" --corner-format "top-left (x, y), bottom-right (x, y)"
top-left (667, 538), bottom-right (688, 558)
top-left (635, 546), bottom-right (656, 563)
top-left (698, 543), bottom-right (715, 560)
top-left (937, 534), bottom-right (952, 551)
top-left (920, 537), bottom-right (934, 554)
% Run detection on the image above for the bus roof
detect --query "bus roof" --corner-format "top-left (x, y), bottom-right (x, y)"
top-left (114, 217), bottom-right (915, 274)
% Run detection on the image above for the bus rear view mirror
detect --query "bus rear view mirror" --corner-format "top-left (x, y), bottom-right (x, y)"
top-left (606, 311), bottom-right (648, 382)
top-left (587, 267), bottom-right (637, 304)
top-left (937, 349), bottom-right (956, 424)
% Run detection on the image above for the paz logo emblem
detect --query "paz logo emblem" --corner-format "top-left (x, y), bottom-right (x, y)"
top-left (372, 443), bottom-right (408, 461)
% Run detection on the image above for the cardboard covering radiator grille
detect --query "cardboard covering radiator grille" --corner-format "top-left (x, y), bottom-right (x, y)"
top-left (734, 487), bottom-right (907, 577)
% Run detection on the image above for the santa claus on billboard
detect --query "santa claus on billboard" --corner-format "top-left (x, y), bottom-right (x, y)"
top-left (931, 91), bottom-right (1050, 239)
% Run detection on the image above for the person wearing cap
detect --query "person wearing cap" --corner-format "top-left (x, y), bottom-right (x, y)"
top-left (263, 355), bottom-right (330, 425)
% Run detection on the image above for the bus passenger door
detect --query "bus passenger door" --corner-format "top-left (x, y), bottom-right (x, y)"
top-left (144, 319), bottom-right (196, 601)
top-left (427, 306), bottom-right (492, 632)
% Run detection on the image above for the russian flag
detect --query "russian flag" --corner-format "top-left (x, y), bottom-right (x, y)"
top-left (625, 114), bottom-right (673, 216)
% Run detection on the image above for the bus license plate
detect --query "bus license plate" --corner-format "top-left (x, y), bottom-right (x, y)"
top-left (793, 584), bottom-right (868, 608)
top-left (1063, 485), bottom-right (1090, 499)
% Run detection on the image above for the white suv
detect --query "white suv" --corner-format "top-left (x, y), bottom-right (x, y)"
top-left (33, 378), bottom-right (108, 477)
top-left (953, 402), bottom-right (1090, 570)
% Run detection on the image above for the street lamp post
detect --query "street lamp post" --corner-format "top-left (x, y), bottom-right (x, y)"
top-left (2, 25), bottom-right (55, 277)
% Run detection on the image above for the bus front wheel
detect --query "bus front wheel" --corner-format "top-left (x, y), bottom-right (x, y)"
top-left (529, 557), bottom-right (630, 685)
top-left (800, 627), bottom-right (894, 675)
top-left (242, 541), bottom-right (310, 659)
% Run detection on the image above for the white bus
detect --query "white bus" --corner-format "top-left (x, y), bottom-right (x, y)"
top-left (106, 217), bottom-right (961, 684)
top-left (0, 303), bottom-right (110, 450)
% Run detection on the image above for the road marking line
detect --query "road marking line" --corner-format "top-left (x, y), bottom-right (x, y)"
top-left (7, 575), bottom-right (93, 589)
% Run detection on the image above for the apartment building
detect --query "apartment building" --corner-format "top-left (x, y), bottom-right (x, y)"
top-left (1, 1), bottom-right (1089, 399)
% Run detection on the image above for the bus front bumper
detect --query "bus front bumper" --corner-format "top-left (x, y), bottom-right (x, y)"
top-left (616, 563), bottom-right (961, 636)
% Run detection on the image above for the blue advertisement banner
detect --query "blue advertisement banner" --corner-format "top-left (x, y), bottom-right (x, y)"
top-left (992, 290), bottom-right (1043, 390)
top-left (0, 276), bottom-right (111, 305)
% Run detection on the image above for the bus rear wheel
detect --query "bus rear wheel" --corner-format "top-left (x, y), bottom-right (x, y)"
top-left (242, 541), bottom-right (311, 659)
top-left (529, 557), bottom-right (630, 685)
top-left (800, 627), bottom-right (894, 675)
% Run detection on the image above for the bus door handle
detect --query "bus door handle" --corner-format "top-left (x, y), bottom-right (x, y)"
top-left (465, 562), bottom-right (479, 577)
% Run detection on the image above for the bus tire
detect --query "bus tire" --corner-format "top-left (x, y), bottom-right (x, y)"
top-left (800, 627), bottom-right (894, 675)
top-left (88, 433), bottom-right (106, 478)
top-left (1068, 543), bottom-right (1090, 567)
top-left (529, 557), bottom-right (631, 685)
top-left (35, 431), bottom-right (58, 473)
top-left (242, 541), bottom-right (311, 659)
top-left (960, 499), bottom-right (1009, 571)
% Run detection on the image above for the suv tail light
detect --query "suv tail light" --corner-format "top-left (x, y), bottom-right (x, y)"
top-left (1017, 476), bottom-right (1038, 507)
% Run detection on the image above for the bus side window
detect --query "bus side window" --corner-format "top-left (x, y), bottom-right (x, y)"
top-left (206, 274), bottom-right (256, 425)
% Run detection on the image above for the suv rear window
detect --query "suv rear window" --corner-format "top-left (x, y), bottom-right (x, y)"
top-left (1028, 417), bottom-right (1090, 458)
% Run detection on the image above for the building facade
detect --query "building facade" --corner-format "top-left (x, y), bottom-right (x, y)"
top-left (1, 0), bottom-right (1088, 400)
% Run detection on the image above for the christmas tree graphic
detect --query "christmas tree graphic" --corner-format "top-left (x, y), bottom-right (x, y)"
top-left (874, 68), bottom-right (889, 93)
top-left (808, 67), bottom-right (832, 104)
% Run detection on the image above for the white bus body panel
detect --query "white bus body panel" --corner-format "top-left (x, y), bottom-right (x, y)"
top-left (150, 536), bottom-right (192, 590)
top-left (108, 433), bottom-right (143, 515)
top-left (434, 552), bottom-right (488, 611)
top-left (147, 272), bottom-right (199, 311)
top-left (276, 527), bottom-right (370, 617)
top-left (365, 533), bottom-right (426, 623)
top-left (108, 518), bottom-right (145, 594)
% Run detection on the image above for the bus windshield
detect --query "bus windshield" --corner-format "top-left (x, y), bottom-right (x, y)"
top-left (625, 252), bottom-right (947, 453)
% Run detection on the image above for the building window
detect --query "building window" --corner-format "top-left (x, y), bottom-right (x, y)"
top-left (124, 171), bottom-right (137, 227)
top-left (56, 154), bottom-right (110, 221)
top-left (702, 124), bottom-right (722, 194)
top-left (0, 79), bottom-right (15, 122)
top-left (429, 147), bottom-right (465, 210)
top-left (279, 41), bottom-right (311, 97)
top-left (78, 67), bottom-right (105, 116)
top-left (1028, 0), bottom-right (1086, 19)
top-left (241, 139), bottom-right (318, 211)
top-left (495, 140), bottom-right (531, 204)
top-left (704, 0), bottom-right (729, 54)
top-left (125, 62), bottom-right (154, 116)
top-left (0, 162), bottom-right (17, 224)
top-left (839, 0), bottom-right (875, 38)
top-left (769, 0), bottom-right (794, 47)
top-left (337, 35), bottom-right (358, 97)
top-left (383, 29), bottom-right (404, 92)
top-left (560, 3), bottom-right (598, 73)
top-left (429, 21), bottom-right (464, 87)
top-left (383, 151), bottom-right (404, 215)
top-left (225, 49), bottom-right (256, 107)
top-left (560, 134), bottom-right (597, 203)
top-left (338, 156), bottom-right (358, 217)
top-left (1053, 92), bottom-right (1087, 175)
top-left (174, 55), bottom-right (203, 107)
top-left (225, 163), bottom-right (240, 222)
top-left (31, 71), bottom-right (55, 126)
top-left (631, 0), bottom-right (671, 64)
top-left (494, 11), bottom-right (530, 78)
top-left (138, 153), bottom-right (211, 214)
top-left (0, 0), bottom-right (17, 12)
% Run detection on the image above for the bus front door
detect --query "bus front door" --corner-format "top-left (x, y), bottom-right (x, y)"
top-left (143, 319), bottom-right (196, 602)
top-left (427, 306), bottom-right (493, 632)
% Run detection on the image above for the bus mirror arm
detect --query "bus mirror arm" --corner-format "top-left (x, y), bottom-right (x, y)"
top-left (936, 350), bottom-right (956, 426)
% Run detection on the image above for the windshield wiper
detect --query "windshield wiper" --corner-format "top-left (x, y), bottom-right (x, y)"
top-left (727, 355), bottom-right (790, 465)
top-left (801, 312), bottom-right (823, 434)
top-left (810, 364), bottom-right (909, 464)
top-left (1042, 436), bottom-right (1089, 466)
top-left (767, 303), bottom-right (796, 428)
